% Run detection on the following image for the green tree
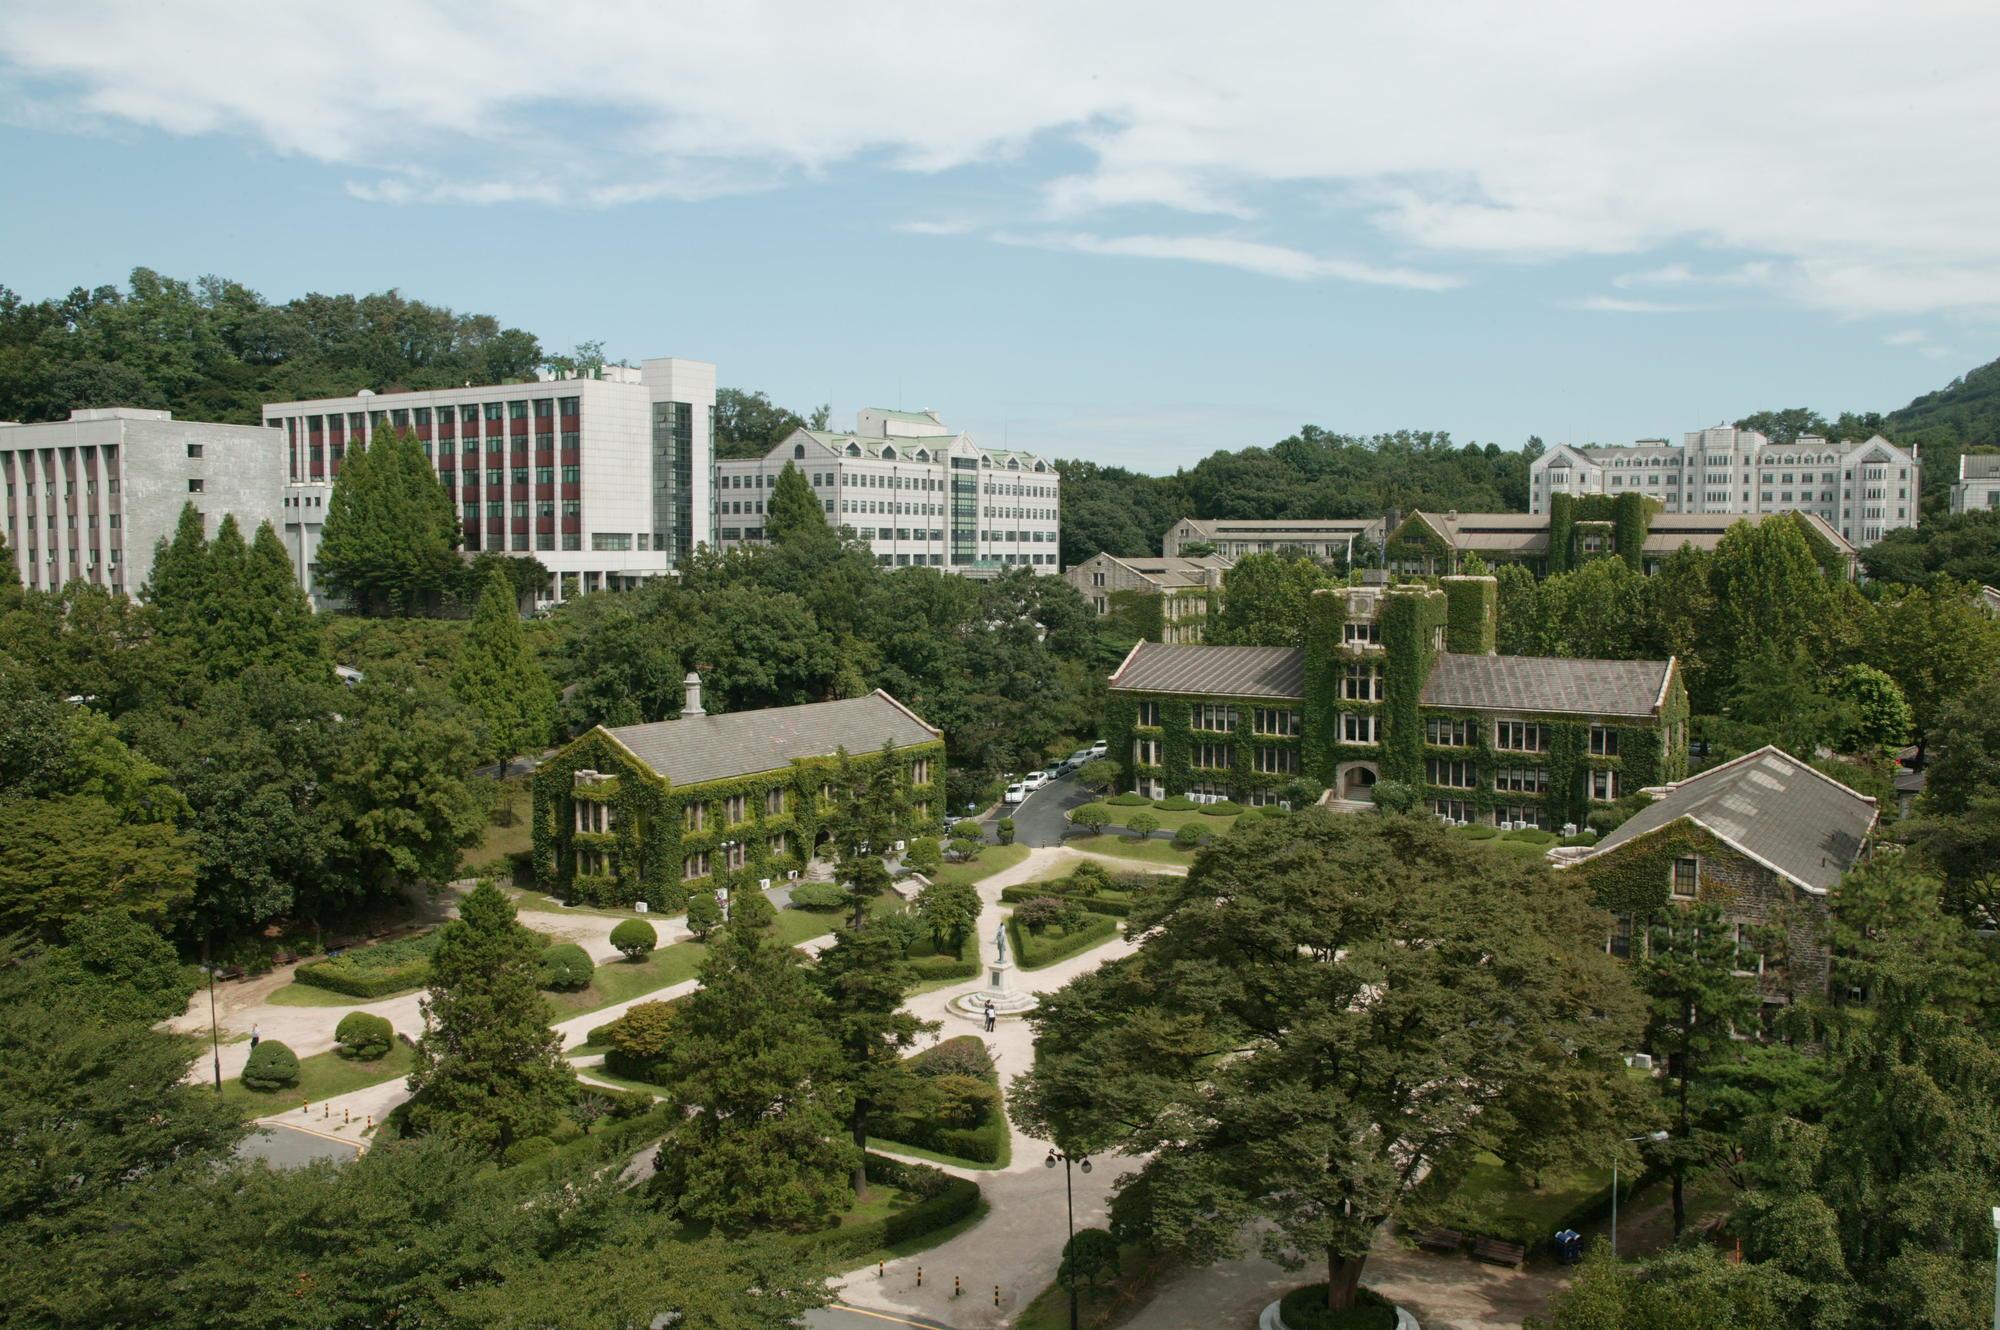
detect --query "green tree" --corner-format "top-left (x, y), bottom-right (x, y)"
top-left (914, 878), bottom-right (980, 955)
top-left (1069, 802), bottom-right (1111, 835)
top-left (315, 428), bottom-right (462, 615)
top-left (609, 917), bottom-right (657, 959)
top-left (1906, 665), bottom-right (2000, 903)
top-left (1014, 812), bottom-right (1639, 1313)
top-left (142, 501), bottom-right (212, 648)
top-left (1214, 553), bottom-right (1327, 648)
top-left (766, 461), bottom-right (826, 544)
top-left (0, 795), bottom-right (195, 938)
top-left (1829, 663), bottom-right (1912, 752)
top-left (34, 910), bottom-right (197, 1025)
top-left (1709, 517), bottom-right (1837, 697)
top-left (813, 918), bottom-right (937, 1195)
top-left (229, 521), bottom-right (326, 680)
top-left (657, 890), bottom-right (856, 1231)
top-left (451, 564), bottom-right (556, 768)
top-left (713, 387), bottom-right (808, 459)
top-left (1862, 581), bottom-right (2000, 760)
top-left (404, 881), bottom-right (573, 1155)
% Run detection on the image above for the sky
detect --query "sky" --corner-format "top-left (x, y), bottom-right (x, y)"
top-left (3, 0), bottom-right (1999, 472)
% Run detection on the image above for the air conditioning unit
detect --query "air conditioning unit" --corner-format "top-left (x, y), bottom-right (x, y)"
top-left (633, 901), bottom-right (649, 913)
top-left (758, 877), bottom-right (772, 890)
top-left (786, 870), bottom-right (799, 881)
top-left (893, 840), bottom-right (905, 852)
top-left (1626, 1053), bottom-right (1654, 1071)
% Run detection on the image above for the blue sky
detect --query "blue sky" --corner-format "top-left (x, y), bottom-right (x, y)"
top-left (4, 1), bottom-right (1997, 471)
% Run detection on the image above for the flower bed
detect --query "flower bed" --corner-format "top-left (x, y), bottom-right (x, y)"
top-left (292, 930), bottom-right (439, 999)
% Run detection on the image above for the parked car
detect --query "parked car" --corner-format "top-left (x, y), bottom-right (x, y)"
top-left (1003, 782), bottom-right (1029, 804)
top-left (1021, 771), bottom-right (1051, 792)
top-left (1087, 739), bottom-right (1108, 756)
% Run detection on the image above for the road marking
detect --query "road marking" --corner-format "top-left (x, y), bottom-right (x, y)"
top-left (831, 1305), bottom-right (954, 1328)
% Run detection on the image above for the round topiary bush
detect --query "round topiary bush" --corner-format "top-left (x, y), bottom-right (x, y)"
top-left (995, 818), bottom-right (1016, 846)
top-left (1108, 792), bottom-right (1153, 806)
top-left (1231, 808), bottom-right (1265, 832)
top-left (609, 918), bottom-right (657, 960)
top-left (1124, 810), bottom-right (1160, 839)
top-left (788, 881), bottom-right (847, 911)
top-left (539, 942), bottom-right (595, 991)
top-left (1173, 823), bottom-right (1207, 848)
top-left (950, 820), bottom-right (984, 841)
top-left (1278, 1283), bottom-right (1396, 1330)
top-left (684, 890), bottom-right (721, 939)
top-left (334, 1011), bottom-right (394, 1060)
top-left (1060, 1227), bottom-right (1122, 1289)
top-left (1200, 800), bottom-right (1244, 816)
top-left (242, 1039), bottom-right (300, 1091)
top-left (1154, 795), bottom-right (1196, 812)
top-left (905, 835), bottom-right (944, 872)
top-left (1462, 824), bottom-right (1500, 840)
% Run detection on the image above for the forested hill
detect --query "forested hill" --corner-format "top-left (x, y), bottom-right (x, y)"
top-left (0, 268), bottom-right (546, 426)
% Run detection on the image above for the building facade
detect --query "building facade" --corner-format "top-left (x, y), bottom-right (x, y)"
top-left (1530, 426), bottom-right (1920, 546)
top-left (1161, 516), bottom-right (1385, 562)
top-left (530, 679), bottom-right (945, 909)
top-left (1105, 576), bottom-right (1688, 824)
top-left (713, 409), bottom-right (1060, 576)
top-left (1064, 551), bottom-right (1229, 642)
top-left (1386, 506), bottom-right (1859, 579)
top-left (1555, 745), bottom-right (1877, 1006)
top-left (1, 407), bottom-right (288, 597)
top-left (262, 357), bottom-right (714, 602)
top-left (1951, 453), bottom-right (2000, 513)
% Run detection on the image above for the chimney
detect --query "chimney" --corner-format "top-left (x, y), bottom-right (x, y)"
top-left (683, 671), bottom-right (705, 718)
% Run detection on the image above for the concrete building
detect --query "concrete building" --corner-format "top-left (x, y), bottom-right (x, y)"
top-left (1, 407), bottom-right (287, 597)
top-left (1104, 576), bottom-right (1687, 819)
top-left (262, 357), bottom-right (714, 603)
top-left (1530, 426), bottom-right (1920, 546)
top-left (1161, 516), bottom-right (1385, 562)
top-left (533, 675), bottom-right (945, 909)
top-left (714, 409), bottom-right (1060, 577)
top-left (1386, 508), bottom-right (1860, 579)
top-left (1064, 551), bottom-right (1230, 642)
top-left (1555, 745), bottom-right (1878, 1007)
top-left (1950, 452), bottom-right (2000, 513)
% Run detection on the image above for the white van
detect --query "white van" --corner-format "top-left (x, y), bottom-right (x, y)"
top-left (1003, 782), bottom-right (1029, 804)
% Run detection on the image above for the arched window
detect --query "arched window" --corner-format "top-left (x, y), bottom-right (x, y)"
top-left (793, 443), bottom-right (805, 459)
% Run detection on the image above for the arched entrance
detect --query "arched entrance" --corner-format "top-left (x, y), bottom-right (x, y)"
top-left (1337, 763), bottom-right (1379, 801)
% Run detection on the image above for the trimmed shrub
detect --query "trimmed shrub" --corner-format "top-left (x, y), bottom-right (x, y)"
top-left (995, 818), bottom-right (1016, 846)
top-left (1154, 795), bottom-right (1196, 812)
top-left (1199, 800), bottom-right (1243, 816)
top-left (1502, 828), bottom-right (1557, 845)
top-left (1279, 1284), bottom-right (1396, 1330)
top-left (241, 1040), bottom-right (300, 1091)
top-left (603, 999), bottom-right (678, 1080)
top-left (1009, 913), bottom-right (1118, 969)
top-left (1014, 896), bottom-right (1066, 935)
top-left (1069, 803), bottom-right (1111, 835)
top-left (609, 918), bottom-right (657, 959)
top-left (1232, 809), bottom-right (1266, 831)
top-left (946, 836), bottom-right (982, 862)
top-left (1173, 823), bottom-right (1207, 848)
top-left (1108, 792), bottom-right (1153, 806)
top-left (787, 881), bottom-right (847, 911)
top-left (539, 942), bottom-right (595, 991)
top-left (292, 930), bottom-right (438, 999)
top-left (904, 835), bottom-right (943, 872)
top-left (1371, 779), bottom-right (1419, 814)
top-left (927, 1073), bottom-right (1001, 1129)
top-left (950, 820), bottom-right (984, 841)
top-left (334, 1011), bottom-right (394, 1060)
top-left (910, 1035), bottom-right (995, 1080)
top-left (803, 1156), bottom-right (983, 1260)
top-left (684, 890), bottom-right (721, 939)
top-left (1064, 861), bottom-right (1114, 895)
top-left (907, 953), bottom-right (981, 982)
top-left (1461, 824), bottom-right (1499, 840)
top-left (1124, 810), bottom-right (1160, 839)
top-left (501, 1135), bottom-right (555, 1168)
top-left (1062, 1228), bottom-right (1122, 1288)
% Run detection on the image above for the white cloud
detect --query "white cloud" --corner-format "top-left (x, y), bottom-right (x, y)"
top-left (1884, 329), bottom-right (1928, 345)
top-left (1566, 296), bottom-right (1708, 314)
top-left (6, 1), bottom-right (2000, 313)
top-left (994, 231), bottom-right (1460, 289)
top-left (893, 219), bottom-right (977, 236)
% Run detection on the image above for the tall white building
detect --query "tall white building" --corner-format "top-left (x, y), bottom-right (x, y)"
top-left (714, 408), bottom-right (1061, 576)
top-left (1, 407), bottom-right (288, 597)
top-left (1950, 453), bottom-right (2000, 513)
top-left (263, 357), bottom-right (714, 602)
top-left (1529, 425), bottom-right (1921, 546)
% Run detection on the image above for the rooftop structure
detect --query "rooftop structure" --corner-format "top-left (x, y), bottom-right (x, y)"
top-left (1388, 507), bottom-right (1859, 578)
top-left (1064, 551), bottom-right (1230, 642)
top-left (1162, 516), bottom-right (1386, 562)
top-left (1951, 452), bottom-right (2000, 514)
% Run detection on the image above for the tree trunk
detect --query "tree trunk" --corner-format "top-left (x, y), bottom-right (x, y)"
top-left (850, 1099), bottom-right (870, 1200)
top-left (1324, 1250), bottom-right (1367, 1311)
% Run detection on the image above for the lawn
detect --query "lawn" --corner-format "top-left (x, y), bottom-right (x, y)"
top-left (543, 940), bottom-right (710, 1018)
top-left (925, 842), bottom-right (1031, 887)
top-left (220, 1040), bottom-right (417, 1117)
top-left (1014, 1239), bottom-right (1162, 1330)
top-left (266, 980), bottom-right (420, 1007)
top-left (1106, 805), bottom-right (1242, 833)
top-left (1065, 834), bottom-right (1199, 866)
top-left (509, 887), bottom-right (648, 920)
top-left (461, 775), bottom-right (532, 874)
top-left (1444, 1151), bottom-right (1611, 1243)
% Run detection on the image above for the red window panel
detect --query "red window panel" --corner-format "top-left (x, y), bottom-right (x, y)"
top-left (560, 483), bottom-right (581, 501)
top-left (534, 448), bottom-right (554, 466)
top-left (536, 516), bottom-right (555, 534)
top-left (511, 419), bottom-right (530, 435)
top-left (512, 518), bottom-right (530, 535)
top-left (561, 515), bottom-right (582, 533)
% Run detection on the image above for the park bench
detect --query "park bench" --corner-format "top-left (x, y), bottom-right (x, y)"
top-left (1416, 1228), bottom-right (1464, 1254)
top-left (1471, 1236), bottom-right (1526, 1267)
top-left (213, 965), bottom-right (245, 982)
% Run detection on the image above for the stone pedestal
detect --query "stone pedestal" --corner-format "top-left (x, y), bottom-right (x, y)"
top-left (949, 956), bottom-right (1039, 1020)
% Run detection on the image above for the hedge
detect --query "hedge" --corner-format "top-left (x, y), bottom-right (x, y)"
top-left (1008, 913), bottom-right (1119, 970)
top-left (873, 1117), bottom-right (1009, 1164)
top-left (908, 954), bottom-right (981, 982)
top-left (1108, 792), bottom-right (1153, 806)
top-left (799, 1154), bottom-right (983, 1261)
top-left (504, 1103), bottom-right (674, 1182)
top-left (1199, 800), bottom-right (1244, 816)
top-left (293, 931), bottom-right (439, 999)
top-left (1001, 884), bottom-right (1139, 918)
top-left (1153, 795), bottom-right (1196, 812)
top-left (1460, 824), bottom-right (1499, 840)
top-left (1277, 1284), bottom-right (1396, 1330)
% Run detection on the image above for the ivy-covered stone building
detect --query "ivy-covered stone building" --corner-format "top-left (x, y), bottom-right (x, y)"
top-left (531, 676), bottom-right (945, 908)
top-left (1105, 574), bottom-right (1689, 827)
top-left (1554, 745), bottom-right (1879, 1005)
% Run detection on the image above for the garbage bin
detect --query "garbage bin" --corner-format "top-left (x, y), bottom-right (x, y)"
top-left (1553, 1229), bottom-right (1584, 1265)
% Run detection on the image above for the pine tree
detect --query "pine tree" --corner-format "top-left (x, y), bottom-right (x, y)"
top-left (317, 429), bottom-right (460, 615)
top-left (657, 889), bottom-right (857, 1232)
top-left (141, 501), bottom-right (209, 642)
top-left (405, 880), bottom-right (573, 1155)
top-left (241, 520), bottom-right (326, 680)
top-left (199, 514), bottom-right (250, 676)
top-left (767, 461), bottom-right (826, 543)
top-left (450, 563), bottom-right (555, 768)
top-left (813, 919), bottom-right (936, 1196)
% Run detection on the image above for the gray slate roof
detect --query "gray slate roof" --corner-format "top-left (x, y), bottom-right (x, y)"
top-left (1108, 642), bottom-right (1306, 699)
top-left (1423, 652), bottom-right (1671, 718)
top-left (1582, 746), bottom-right (1876, 893)
top-left (600, 690), bottom-right (940, 787)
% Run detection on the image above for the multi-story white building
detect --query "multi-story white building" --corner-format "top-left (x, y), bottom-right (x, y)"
top-left (1951, 453), bottom-right (2000, 514)
top-left (714, 408), bottom-right (1061, 576)
top-left (1, 407), bottom-right (288, 597)
top-left (1529, 425), bottom-right (1921, 546)
top-left (263, 357), bottom-right (714, 602)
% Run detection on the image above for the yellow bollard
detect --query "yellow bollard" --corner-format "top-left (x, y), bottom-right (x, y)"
top-left (343, 1108), bottom-right (351, 1124)
top-left (915, 1266), bottom-right (923, 1288)
top-left (953, 1276), bottom-right (961, 1299)
top-left (322, 1103), bottom-right (329, 1118)
top-left (878, 1261), bottom-right (884, 1279)
top-left (994, 1285), bottom-right (1001, 1308)
top-left (301, 1100), bottom-right (310, 1115)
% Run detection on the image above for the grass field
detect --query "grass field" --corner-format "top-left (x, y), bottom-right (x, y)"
top-left (221, 1041), bottom-right (417, 1117)
top-left (509, 887), bottom-right (647, 919)
top-left (1065, 834), bottom-right (1200, 866)
top-left (461, 776), bottom-right (532, 873)
top-left (1446, 1152), bottom-right (1609, 1239)
top-left (542, 941), bottom-right (710, 1019)
top-left (1105, 805), bottom-right (1243, 833)
top-left (265, 980), bottom-right (421, 1008)
top-left (925, 842), bottom-right (1031, 888)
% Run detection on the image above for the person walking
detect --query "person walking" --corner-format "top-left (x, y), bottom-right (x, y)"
top-left (249, 1023), bottom-right (261, 1049)
top-left (983, 1000), bottom-right (996, 1032)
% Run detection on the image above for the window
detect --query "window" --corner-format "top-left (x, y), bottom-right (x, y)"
top-left (1254, 746), bottom-right (1297, 774)
top-left (1671, 856), bottom-right (1699, 899)
top-left (1343, 621), bottom-right (1381, 645)
top-left (186, 443), bottom-right (204, 458)
top-left (1342, 663), bottom-right (1383, 701)
top-left (1192, 742), bottom-right (1233, 769)
top-left (1494, 766), bottom-right (1548, 793)
top-left (562, 465), bottom-right (581, 483)
top-left (682, 852), bottom-right (711, 881)
top-left (1609, 914), bottom-right (1634, 959)
top-left (1495, 805), bottom-right (1551, 829)
top-left (684, 801), bottom-right (707, 832)
top-left (1133, 738), bottom-right (1161, 766)
top-left (1590, 769), bottom-right (1622, 801)
top-left (187, 478), bottom-right (204, 493)
top-left (764, 787), bottom-right (787, 816)
top-left (1495, 722), bottom-right (1547, 752)
top-left (723, 841), bottom-right (747, 871)
top-left (591, 533), bottom-right (632, 551)
top-left (911, 758), bottom-right (931, 785)
top-left (1340, 712), bottom-right (1379, 744)
top-left (1426, 759), bottom-right (1477, 788)
top-left (768, 833), bottom-right (789, 858)
top-left (1192, 704), bottom-right (1237, 732)
top-left (1135, 699), bottom-right (1160, 727)
top-left (1253, 708), bottom-right (1300, 736)
top-left (1426, 716), bottom-right (1471, 746)
top-left (1589, 726), bottom-right (1620, 756)
top-left (1432, 798), bottom-right (1474, 822)
top-left (725, 793), bottom-right (746, 824)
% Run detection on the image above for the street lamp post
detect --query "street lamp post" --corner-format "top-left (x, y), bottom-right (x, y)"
top-left (1989, 1207), bottom-right (1999, 1330)
top-left (1045, 1149), bottom-right (1093, 1330)
top-left (1611, 1131), bottom-right (1670, 1258)
top-left (204, 933), bottom-right (222, 1095)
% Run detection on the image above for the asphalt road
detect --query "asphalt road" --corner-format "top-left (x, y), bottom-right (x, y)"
top-left (235, 1123), bottom-right (363, 1169)
top-left (804, 1307), bottom-right (957, 1330)
top-left (997, 771), bottom-right (1094, 847)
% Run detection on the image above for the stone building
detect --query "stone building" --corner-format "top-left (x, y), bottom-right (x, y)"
top-left (1161, 516), bottom-right (1385, 562)
top-left (1063, 551), bottom-right (1230, 642)
top-left (1951, 452), bottom-right (2000, 514)
top-left (1385, 506), bottom-right (1858, 579)
top-left (1554, 745), bottom-right (1878, 1006)
top-left (1105, 575), bottom-right (1687, 824)
top-left (531, 676), bottom-right (944, 909)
